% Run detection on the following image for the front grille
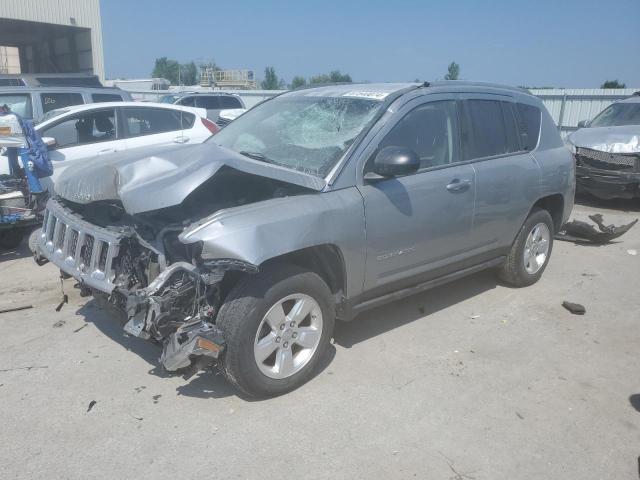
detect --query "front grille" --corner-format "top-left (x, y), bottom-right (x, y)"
top-left (55, 223), bottom-right (67, 250)
top-left (216, 117), bottom-right (231, 128)
top-left (67, 229), bottom-right (79, 258)
top-left (577, 147), bottom-right (639, 171)
top-left (38, 198), bottom-right (126, 293)
top-left (80, 235), bottom-right (95, 272)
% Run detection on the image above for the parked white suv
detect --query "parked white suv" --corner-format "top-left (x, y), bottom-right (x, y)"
top-left (1, 102), bottom-right (219, 191)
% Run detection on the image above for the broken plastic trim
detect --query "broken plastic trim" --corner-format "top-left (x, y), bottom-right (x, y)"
top-left (556, 214), bottom-right (638, 244)
top-left (160, 318), bottom-right (225, 371)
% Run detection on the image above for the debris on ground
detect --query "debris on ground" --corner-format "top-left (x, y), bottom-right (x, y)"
top-left (0, 304), bottom-right (33, 314)
top-left (73, 324), bottom-right (88, 333)
top-left (516, 411), bottom-right (524, 420)
top-left (562, 301), bottom-right (586, 315)
top-left (628, 249), bottom-right (637, 256)
top-left (556, 214), bottom-right (637, 244)
top-left (87, 400), bottom-right (97, 413)
top-left (0, 365), bottom-right (48, 373)
top-left (52, 320), bottom-right (65, 328)
top-left (129, 414), bottom-right (143, 421)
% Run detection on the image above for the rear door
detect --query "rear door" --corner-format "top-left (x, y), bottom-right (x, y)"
top-left (459, 95), bottom-right (541, 255)
top-left (120, 106), bottom-right (198, 149)
top-left (37, 107), bottom-right (120, 191)
top-left (357, 96), bottom-right (477, 293)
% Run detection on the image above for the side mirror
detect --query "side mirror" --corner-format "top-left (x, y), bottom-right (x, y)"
top-left (577, 120), bottom-right (590, 128)
top-left (41, 136), bottom-right (57, 148)
top-left (368, 146), bottom-right (419, 179)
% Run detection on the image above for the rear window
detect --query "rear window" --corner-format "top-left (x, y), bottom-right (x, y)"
top-left (0, 93), bottom-right (33, 118)
top-left (462, 99), bottom-right (520, 159)
top-left (515, 103), bottom-right (541, 151)
top-left (218, 96), bottom-right (243, 109)
top-left (92, 93), bottom-right (123, 103)
top-left (195, 96), bottom-right (220, 109)
top-left (41, 92), bottom-right (84, 114)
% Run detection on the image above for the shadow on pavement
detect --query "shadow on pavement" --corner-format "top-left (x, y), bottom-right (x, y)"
top-left (629, 394), bottom-right (640, 412)
top-left (75, 299), bottom-right (336, 401)
top-left (0, 237), bottom-right (31, 263)
top-left (334, 270), bottom-right (498, 348)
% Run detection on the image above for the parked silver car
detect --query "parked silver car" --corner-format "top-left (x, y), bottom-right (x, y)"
top-left (566, 93), bottom-right (640, 199)
top-left (33, 82), bottom-right (574, 397)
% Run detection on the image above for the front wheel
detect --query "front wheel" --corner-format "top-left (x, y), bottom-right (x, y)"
top-left (498, 208), bottom-right (554, 287)
top-left (217, 264), bottom-right (335, 398)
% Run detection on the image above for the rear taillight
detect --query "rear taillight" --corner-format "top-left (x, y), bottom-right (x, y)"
top-left (201, 117), bottom-right (220, 134)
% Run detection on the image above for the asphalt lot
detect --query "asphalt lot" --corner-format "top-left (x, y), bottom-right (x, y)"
top-left (1, 197), bottom-right (639, 480)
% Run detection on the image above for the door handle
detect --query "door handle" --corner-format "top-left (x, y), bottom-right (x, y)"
top-left (97, 148), bottom-right (115, 155)
top-left (446, 178), bottom-right (471, 192)
top-left (173, 136), bottom-right (189, 144)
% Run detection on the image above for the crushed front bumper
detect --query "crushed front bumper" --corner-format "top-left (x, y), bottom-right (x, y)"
top-left (575, 148), bottom-right (640, 200)
top-left (576, 165), bottom-right (640, 200)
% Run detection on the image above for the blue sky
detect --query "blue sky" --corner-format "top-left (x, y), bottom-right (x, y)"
top-left (101, 0), bottom-right (640, 87)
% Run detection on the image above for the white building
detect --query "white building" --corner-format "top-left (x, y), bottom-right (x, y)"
top-left (0, 0), bottom-right (105, 80)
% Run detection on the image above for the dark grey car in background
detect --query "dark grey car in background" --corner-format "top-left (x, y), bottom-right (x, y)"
top-left (34, 82), bottom-right (574, 397)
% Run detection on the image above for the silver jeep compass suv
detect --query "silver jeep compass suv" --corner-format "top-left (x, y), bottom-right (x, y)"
top-left (34, 82), bottom-right (575, 397)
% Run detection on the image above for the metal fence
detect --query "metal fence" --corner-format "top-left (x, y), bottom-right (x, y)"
top-left (127, 87), bottom-right (638, 136)
top-left (528, 88), bottom-right (638, 137)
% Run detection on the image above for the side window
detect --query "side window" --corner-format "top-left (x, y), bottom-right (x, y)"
top-left (461, 99), bottom-right (515, 160)
top-left (92, 93), bottom-right (123, 103)
top-left (178, 96), bottom-right (196, 107)
top-left (515, 103), bottom-right (541, 151)
top-left (218, 96), bottom-right (243, 109)
top-left (40, 92), bottom-right (84, 114)
top-left (377, 101), bottom-right (458, 171)
top-left (0, 93), bottom-right (33, 119)
top-left (500, 102), bottom-right (521, 153)
top-left (195, 96), bottom-right (220, 109)
top-left (123, 107), bottom-right (191, 137)
top-left (41, 109), bottom-right (116, 148)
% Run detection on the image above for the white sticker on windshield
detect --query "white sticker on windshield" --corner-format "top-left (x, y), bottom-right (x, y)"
top-left (342, 91), bottom-right (389, 100)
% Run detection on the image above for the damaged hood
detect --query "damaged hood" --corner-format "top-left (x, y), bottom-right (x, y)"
top-left (568, 125), bottom-right (640, 154)
top-left (55, 142), bottom-right (326, 214)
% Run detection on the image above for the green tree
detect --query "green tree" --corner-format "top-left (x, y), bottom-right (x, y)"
top-left (290, 76), bottom-right (307, 89)
top-left (309, 70), bottom-right (352, 84)
top-left (181, 61), bottom-right (199, 86)
top-left (601, 79), bottom-right (626, 89)
top-left (444, 61), bottom-right (460, 80)
top-left (152, 57), bottom-right (180, 84)
top-left (261, 66), bottom-right (282, 90)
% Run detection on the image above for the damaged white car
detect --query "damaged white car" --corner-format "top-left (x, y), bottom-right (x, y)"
top-left (567, 92), bottom-right (640, 199)
top-left (32, 82), bottom-right (574, 397)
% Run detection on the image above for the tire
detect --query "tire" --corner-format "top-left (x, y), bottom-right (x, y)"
top-left (218, 263), bottom-right (335, 398)
top-left (498, 208), bottom-right (554, 287)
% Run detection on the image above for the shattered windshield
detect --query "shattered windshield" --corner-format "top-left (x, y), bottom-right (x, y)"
top-left (590, 103), bottom-right (640, 127)
top-left (211, 95), bottom-right (382, 177)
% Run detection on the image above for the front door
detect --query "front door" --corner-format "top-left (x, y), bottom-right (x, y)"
top-left (357, 98), bottom-right (477, 293)
top-left (38, 107), bottom-right (120, 192)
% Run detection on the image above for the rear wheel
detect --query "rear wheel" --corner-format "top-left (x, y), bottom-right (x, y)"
top-left (498, 208), bottom-right (554, 287)
top-left (218, 264), bottom-right (335, 398)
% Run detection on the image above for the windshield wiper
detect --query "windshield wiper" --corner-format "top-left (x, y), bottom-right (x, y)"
top-left (239, 151), bottom-right (277, 165)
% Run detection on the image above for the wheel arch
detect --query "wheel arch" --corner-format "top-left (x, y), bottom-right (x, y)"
top-left (531, 193), bottom-right (564, 232)
top-left (259, 243), bottom-right (347, 298)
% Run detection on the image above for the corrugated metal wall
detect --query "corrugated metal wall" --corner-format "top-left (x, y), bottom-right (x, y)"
top-left (530, 88), bottom-right (639, 136)
top-left (0, 0), bottom-right (104, 80)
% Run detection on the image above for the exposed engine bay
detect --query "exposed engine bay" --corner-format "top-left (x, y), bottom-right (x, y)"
top-left (38, 165), bottom-right (313, 373)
